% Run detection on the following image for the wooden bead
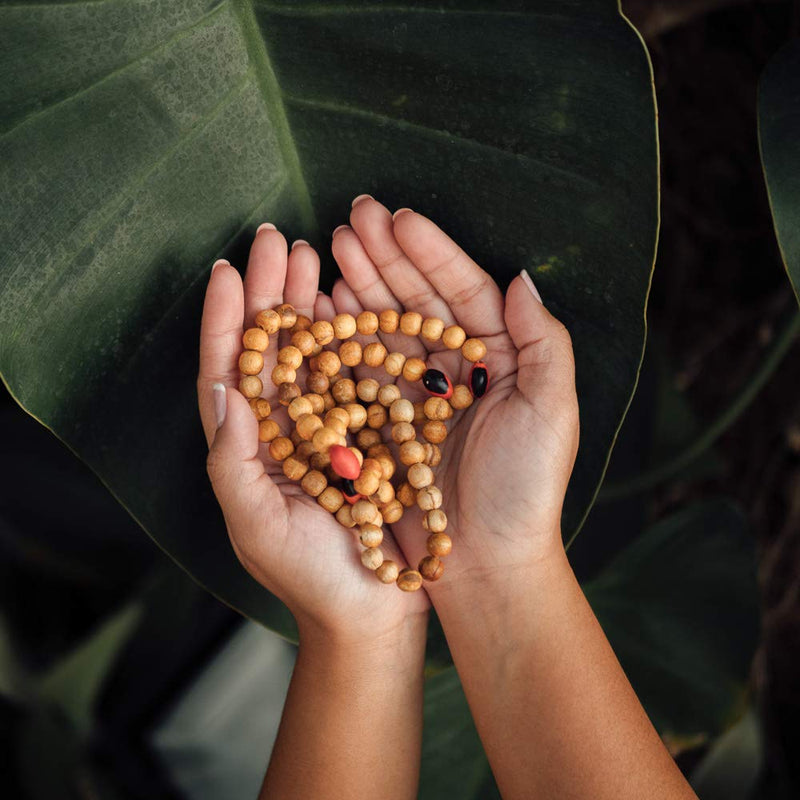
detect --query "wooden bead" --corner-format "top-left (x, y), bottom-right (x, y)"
top-left (332, 378), bottom-right (357, 405)
top-left (333, 313), bottom-right (357, 339)
top-left (421, 318), bottom-right (445, 342)
top-left (296, 441), bottom-right (316, 460)
top-left (384, 352), bottom-right (406, 377)
top-left (356, 428), bottom-right (382, 449)
top-left (360, 457), bottom-right (383, 477)
top-left (374, 454), bottom-right (396, 481)
top-left (290, 314), bottom-right (313, 334)
top-left (321, 391), bottom-right (336, 411)
top-left (243, 327), bottom-right (269, 352)
top-left (399, 440), bottom-right (426, 466)
top-left (366, 443), bottom-right (392, 459)
top-left (352, 499), bottom-right (378, 526)
top-left (419, 555), bottom-right (444, 581)
top-left (396, 482), bottom-right (417, 507)
top-left (296, 413), bottom-right (324, 441)
top-left (427, 533), bottom-right (452, 557)
top-left (272, 364), bottom-right (296, 386)
top-left (283, 455), bottom-right (309, 481)
top-left (317, 350), bottom-right (341, 377)
top-left (344, 403), bottom-right (367, 430)
top-left (423, 420), bottom-right (448, 444)
top-left (310, 320), bottom-right (335, 345)
top-left (402, 357), bottom-right (426, 382)
top-left (289, 427), bottom-right (304, 447)
top-left (417, 485), bottom-right (443, 511)
top-left (423, 509), bottom-right (448, 532)
top-left (288, 396), bottom-right (314, 421)
top-left (356, 378), bottom-right (380, 403)
top-left (276, 345), bottom-right (301, 370)
top-left (306, 371), bottom-right (329, 394)
top-left (366, 403), bottom-right (388, 429)
top-left (312, 426), bottom-right (344, 454)
top-left (348, 447), bottom-right (364, 468)
top-left (303, 393), bottom-right (325, 415)
top-left (380, 499), bottom-right (404, 523)
top-left (278, 383), bottom-right (301, 406)
top-left (269, 436), bottom-right (294, 461)
top-left (361, 547), bottom-right (384, 570)
top-left (335, 504), bottom-right (356, 528)
top-left (371, 479), bottom-right (395, 506)
top-left (408, 462), bottom-right (434, 489)
top-left (442, 324), bottom-right (466, 350)
top-left (354, 469), bottom-right (381, 496)
top-left (324, 417), bottom-right (348, 437)
top-left (249, 397), bottom-right (271, 421)
top-left (258, 419), bottom-right (281, 443)
top-left (363, 342), bottom-right (388, 367)
top-left (359, 523), bottom-right (383, 548)
top-left (317, 486), bottom-right (344, 513)
top-left (377, 383), bottom-right (401, 407)
top-left (300, 469), bottom-right (328, 497)
top-left (424, 396), bottom-right (453, 421)
top-left (396, 568), bottom-right (423, 592)
top-left (275, 303), bottom-right (297, 329)
top-left (356, 310), bottom-right (379, 335)
top-left (462, 338), bottom-right (487, 362)
top-left (310, 450), bottom-right (331, 470)
top-left (255, 308), bottom-right (280, 334)
top-left (379, 309), bottom-right (399, 333)
top-left (291, 329), bottom-right (316, 356)
top-left (450, 384), bottom-right (474, 410)
top-left (325, 407), bottom-right (350, 428)
top-left (376, 560), bottom-right (400, 584)
top-left (391, 421), bottom-right (416, 444)
top-left (399, 311), bottom-right (422, 336)
top-left (239, 375), bottom-right (263, 398)
top-left (411, 402), bottom-right (425, 425)
top-left (424, 443), bottom-right (442, 468)
top-left (338, 340), bottom-right (362, 367)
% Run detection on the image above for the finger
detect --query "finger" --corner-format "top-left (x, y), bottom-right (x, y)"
top-left (315, 290), bottom-right (337, 322)
top-left (392, 210), bottom-right (505, 337)
top-left (284, 240), bottom-right (320, 318)
top-left (243, 226), bottom-right (288, 327)
top-left (197, 261), bottom-right (244, 449)
top-left (349, 196), bottom-right (457, 329)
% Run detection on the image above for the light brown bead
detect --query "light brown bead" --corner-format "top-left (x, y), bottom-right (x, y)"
top-left (310, 320), bottom-right (335, 345)
top-left (450, 384), bottom-right (474, 410)
top-left (283, 455), bottom-right (309, 481)
top-left (392, 421), bottom-right (416, 444)
top-left (427, 533), bottom-right (452, 558)
top-left (317, 486), bottom-right (344, 513)
top-left (317, 350), bottom-right (341, 377)
top-left (308, 356), bottom-right (320, 373)
top-left (423, 443), bottom-right (442, 467)
top-left (352, 499), bottom-right (378, 526)
top-left (396, 568), bottom-right (423, 592)
top-left (367, 443), bottom-right (392, 459)
top-left (310, 450), bottom-right (332, 470)
top-left (255, 308), bottom-right (281, 335)
top-left (321, 391), bottom-right (336, 411)
top-left (296, 441), bottom-right (316, 460)
top-left (344, 404), bottom-right (367, 430)
top-left (356, 428), bottom-right (382, 450)
top-left (396, 482), bottom-right (417, 507)
top-left (325, 407), bottom-right (350, 427)
top-left (370, 480), bottom-right (395, 506)
top-left (277, 345), bottom-right (303, 370)
top-left (335, 504), bottom-right (356, 528)
top-left (402, 357), bottom-right (426, 382)
top-left (417, 485), bottom-right (443, 511)
top-left (356, 310), bottom-right (379, 335)
top-left (300, 470), bottom-right (328, 497)
top-left (359, 523), bottom-right (383, 548)
top-left (399, 311), bottom-right (423, 336)
top-left (332, 313), bottom-right (357, 340)
top-left (423, 509), bottom-right (448, 532)
top-left (243, 327), bottom-right (269, 352)
top-left (271, 364), bottom-right (296, 386)
top-left (348, 447), bottom-right (365, 468)
top-left (277, 383), bottom-right (301, 406)
top-left (399, 440), bottom-right (426, 466)
top-left (421, 318), bottom-right (445, 342)
top-left (258, 419), bottom-right (281, 443)
top-left (357, 378), bottom-right (380, 403)
top-left (462, 338), bottom-right (487, 362)
top-left (423, 420), bottom-right (448, 444)
top-left (354, 469), bottom-right (381, 496)
top-left (338, 340), bottom-right (362, 367)
top-left (442, 324), bottom-right (466, 350)
top-left (419, 555), bottom-right (444, 581)
top-left (424, 397), bottom-right (453, 421)
top-left (325, 417), bottom-right (348, 438)
top-left (312, 426), bottom-right (344, 454)
top-left (332, 378), bottom-right (357, 405)
top-left (379, 309), bottom-right (399, 333)
top-left (384, 352), bottom-right (406, 377)
top-left (413, 401), bottom-right (427, 425)
top-left (249, 397), bottom-right (271, 421)
top-left (408, 462), bottom-right (434, 489)
top-left (288, 396), bottom-right (314, 421)
top-left (239, 375), bottom-right (263, 399)
top-left (303, 393), bottom-right (325, 415)
top-left (290, 314), bottom-right (313, 334)
top-left (296, 413), bottom-right (324, 441)
top-left (237, 346), bottom-right (264, 374)
top-left (366, 403), bottom-right (388, 429)
top-left (269, 436), bottom-right (294, 461)
top-left (291, 329), bottom-right (316, 356)
top-left (363, 342), bottom-right (388, 367)
top-left (375, 560), bottom-right (400, 584)
top-left (389, 399), bottom-right (415, 424)
top-left (374, 454), bottom-right (396, 481)
top-left (289, 428), bottom-right (304, 447)
top-left (275, 303), bottom-right (297, 330)
top-left (361, 456), bottom-right (384, 477)
top-left (306, 371), bottom-right (329, 394)
top-left (361, 547), bottom-right (384, 570)
top-left (380, 499), bottom-right (404, 523)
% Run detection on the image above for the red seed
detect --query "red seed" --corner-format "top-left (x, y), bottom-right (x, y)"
top-left (329, 444), bottom-right (361, 480)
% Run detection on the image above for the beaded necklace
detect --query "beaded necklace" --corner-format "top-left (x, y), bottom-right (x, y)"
top-left (237, 302), bottom-right (489, 592)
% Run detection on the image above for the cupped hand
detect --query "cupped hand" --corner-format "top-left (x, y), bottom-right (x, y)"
top-left (197, 225), bottom-right (429, 642)
top-left (328, 197), bottom-right (580, 585)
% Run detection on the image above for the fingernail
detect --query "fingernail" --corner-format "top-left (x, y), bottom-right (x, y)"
top-left (332, 224), bottom-right (350, 237)
top-left (352, 193), bottom-right (373, 207)
top-left (520, 269), bottom-right (542, 303)
top-left (291, 239), bottom-right (309, 250)
top-left (257, 222), bottom-right (276, 234)
top-left (392, 207), bottom-right (413, 221)
top-left (213, 382), bottom-right (227, 428)
top-left (211, 259), bottom-right (229, 274)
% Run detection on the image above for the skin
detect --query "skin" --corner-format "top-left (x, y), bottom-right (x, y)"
top-left (197, 196), bottom-right (698, 799)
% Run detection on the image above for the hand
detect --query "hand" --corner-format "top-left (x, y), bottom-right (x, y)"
top-left (328, 197), bottom-right (580, 585)
top-left (197, 226), bottom-right (429, 643)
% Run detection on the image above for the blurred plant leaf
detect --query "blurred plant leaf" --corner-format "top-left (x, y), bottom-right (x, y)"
top-left (0, 0), bottom-right (658, 638)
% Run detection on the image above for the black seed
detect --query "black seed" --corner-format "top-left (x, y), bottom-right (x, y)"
top-left (470, 366), bottom-right (488, 398)
top-left (422, 368), bottom-right (450, 396)
top-left (342, 478), bottom-right (357, 497)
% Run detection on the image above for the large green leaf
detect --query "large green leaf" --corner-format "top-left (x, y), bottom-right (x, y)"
top-left (0, 0), bottom-right (658, 636)
top-left (759, 38), bottom-right (800, 305)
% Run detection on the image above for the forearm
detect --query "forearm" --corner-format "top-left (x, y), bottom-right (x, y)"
top-left (259, 610), bottom-right (428, 800)
top-left (430, 539), bottom-right (696, 800)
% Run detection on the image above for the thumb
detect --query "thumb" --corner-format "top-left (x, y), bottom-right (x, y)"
top-left (503, 270), bottom-right (576, 406)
